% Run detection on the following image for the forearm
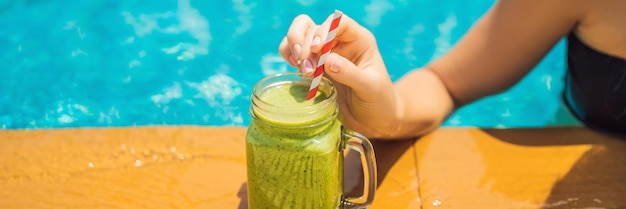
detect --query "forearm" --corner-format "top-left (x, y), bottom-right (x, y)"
top-left (387, 68), bottom-right (455, 139)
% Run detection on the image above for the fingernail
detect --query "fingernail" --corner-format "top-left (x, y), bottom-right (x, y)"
top-left (329, 57), bottom-right (341, 73)
top-left (302, 59), bottom-right (314, 75)
top-left (292, 44), bottom-right (302, 60)
top-left (311, 36), bottom-right (321, 46)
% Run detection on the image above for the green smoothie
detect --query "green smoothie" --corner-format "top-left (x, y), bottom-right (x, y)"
top-left (246, 82), bottom-right (343, 209)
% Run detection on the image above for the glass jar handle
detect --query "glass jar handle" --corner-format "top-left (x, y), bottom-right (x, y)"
top-left (341, 127), bottom-right (377, 209)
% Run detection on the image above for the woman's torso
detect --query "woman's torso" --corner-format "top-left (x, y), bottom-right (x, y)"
top-left (564, 0), bottom-right (626, 137)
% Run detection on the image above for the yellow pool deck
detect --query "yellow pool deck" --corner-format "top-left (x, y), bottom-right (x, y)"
top-left (0, 126), bottom-right (624, 208)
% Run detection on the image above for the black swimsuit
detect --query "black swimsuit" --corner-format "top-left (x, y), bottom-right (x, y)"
top-left (564, 32), bottom-right (626, 137)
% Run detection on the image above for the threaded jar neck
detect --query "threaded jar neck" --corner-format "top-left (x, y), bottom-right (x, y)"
top-left (250, 73), bottom-right (337, 128)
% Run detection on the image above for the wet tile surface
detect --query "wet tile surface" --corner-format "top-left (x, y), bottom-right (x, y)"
top-left (416, 127), bottom-right (626, 209)
top-left (0, 127), bottom-right (248, 208)
top-left (0, 126), bottom-right (420, 208)
top-left (1, 126), bottom-right (624, 208)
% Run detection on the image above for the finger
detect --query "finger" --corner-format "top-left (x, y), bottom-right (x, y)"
top-left (278, 36), bottom-right (298, 67)
top-left (286, 15), bottom-right (317, 61)
top-left (298, 26), bottom-right (318, 77)
top-left (299, 26), bottom-right (318, 60)
top-left (323, 53), bottom-right (376, 94)
top-left (310, 12), bottom-right (371, 54)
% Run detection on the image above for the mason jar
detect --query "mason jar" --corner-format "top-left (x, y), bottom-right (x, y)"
top-left (246, 72), bottom-right (377, 209)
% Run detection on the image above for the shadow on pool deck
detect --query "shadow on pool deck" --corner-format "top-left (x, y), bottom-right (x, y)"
top-left (484, 128), bottom-right (626, 209)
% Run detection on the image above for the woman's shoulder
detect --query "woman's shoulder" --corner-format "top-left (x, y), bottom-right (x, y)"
top-left (574, 0), bottom-right (626, 59)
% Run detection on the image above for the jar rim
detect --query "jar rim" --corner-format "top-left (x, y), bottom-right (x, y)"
top-left (251, 72), bottom-right (336, 111)
top-left (250, 72), bottom-right (337, 126)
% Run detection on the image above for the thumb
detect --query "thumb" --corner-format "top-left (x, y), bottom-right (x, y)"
top-left (323, 53), bottom-right (372, 91)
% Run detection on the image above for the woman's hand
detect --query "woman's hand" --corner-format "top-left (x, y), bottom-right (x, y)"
top-left (278, 13), bottom-right (399, 138)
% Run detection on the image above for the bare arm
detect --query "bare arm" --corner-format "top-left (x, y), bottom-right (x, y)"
top-left (429, 0), bottom-right (583, 105)
top-left (390, 0), bottom-right (585, 138)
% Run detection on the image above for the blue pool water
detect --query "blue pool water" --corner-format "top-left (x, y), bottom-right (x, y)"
top-left (0, 0), bottom-right (575, 129)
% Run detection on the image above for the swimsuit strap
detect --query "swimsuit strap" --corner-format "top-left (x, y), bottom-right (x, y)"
top-left (564, 32), bottom-right (626, 138)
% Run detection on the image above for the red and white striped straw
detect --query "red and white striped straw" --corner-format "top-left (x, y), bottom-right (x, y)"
top-left (306, 10), bottom-right (343, 100)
